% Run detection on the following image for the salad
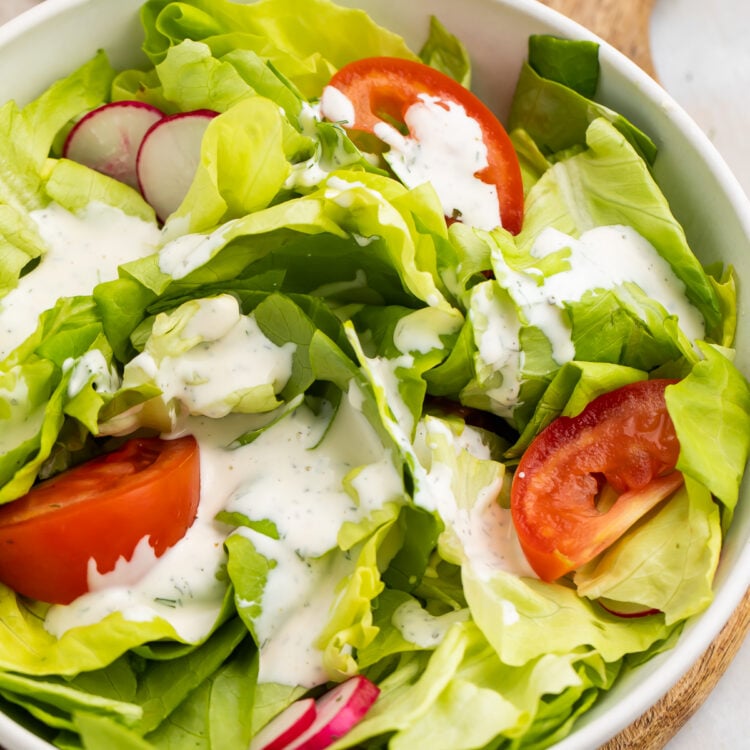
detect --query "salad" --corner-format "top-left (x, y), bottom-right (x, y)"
top-left (0, 0), bottom-right (748, 748)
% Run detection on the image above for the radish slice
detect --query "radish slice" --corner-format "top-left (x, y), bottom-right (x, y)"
top-left (63, 100), bottom-right (164, 189)
top-left (136, 109), bottom-right (217, 221)
top-left (287, 676), bottom-right (380, 750)
top-left (250, 698), bottom-right (316, 750)
top-left (598, 597), bottom-right (661, 618)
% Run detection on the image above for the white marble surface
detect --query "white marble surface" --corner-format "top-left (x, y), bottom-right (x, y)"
top-left (0, 0), bottom-right (748, 748)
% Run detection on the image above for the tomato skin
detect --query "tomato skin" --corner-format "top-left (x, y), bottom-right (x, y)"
top-left (0, 436), bottom-right (200, 604)
top-left (511, 379), bottom-right (682, 581)
top-left (322, 56), bottom-right (524, 234)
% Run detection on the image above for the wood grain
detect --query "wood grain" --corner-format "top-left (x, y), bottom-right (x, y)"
top-left (536, 0), bottom-right (657, 78)
top-left (601, 586), bottom-right (750, 749)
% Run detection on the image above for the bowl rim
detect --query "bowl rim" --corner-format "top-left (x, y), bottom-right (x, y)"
top-left (0, 1), bottom-right (748, 749)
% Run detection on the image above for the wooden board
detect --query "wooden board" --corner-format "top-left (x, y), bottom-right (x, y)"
top-left (535, 1), bottom-right (750, 745)
top-left (601, 586), bottom-right (750, 748)
top-left (537, 0), bottom-right (657, 78)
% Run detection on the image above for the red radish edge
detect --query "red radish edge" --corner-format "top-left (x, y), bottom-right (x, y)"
top-left (250, 697), bottom-right (316, 750)
top-left (62, 100), bottom-right (164, 190)
top-left (287, 676), bottom-right (380, 750)
top-left (135, 109), bottom-right (218, 222)
top-left (250, 677), bottom-right (379, 750)
top-left (597, 598), bottom-right (661, 619)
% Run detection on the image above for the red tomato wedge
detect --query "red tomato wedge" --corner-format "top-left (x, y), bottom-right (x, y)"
top-left (320, 56), bottom-right (524, 234)
top-left (0, 436), bottom-right (200, 604)
top-left (511, 379), bottom-right (683, 581)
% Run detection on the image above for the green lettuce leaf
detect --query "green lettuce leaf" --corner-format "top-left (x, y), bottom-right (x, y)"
top-left (0, 594), bottom-right (193, 676)
top-left (333, 620), bottom-right (610, 750)
top-left (509, 55), bottom-right (657, 165)
top-left (154, 39), bottom-right (255, 113)
top-left (122, 171), bottom-right (453, 318)
top-left (44, 159), bottom-right (157, 222)
top-left (0, 618), bottom-right (251, 747)
top-left (140, 0), bottom-right (418, 97)
top-left (143, 637), bottom-right (257, 748)
top-left (163, 96), bottom-right (295, 232)
top-left (667, 343), bottom-right (750, 526)
top-left (513, 117), bottom-right (721, 333)
top-left (119, 294), bottom-right (295, 429)
top-left (574, 476), bottom-right (721, 624)
top-left (528, 34), bottom-right (600, 98)
top-left (418, 16), bottom-right (471, 86)
top-left (0, 51), bottom-right (117, 299)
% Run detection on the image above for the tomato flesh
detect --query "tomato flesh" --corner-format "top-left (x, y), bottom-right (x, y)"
top-left (510, 379), bottom-right (682, 581)
top-left (322, 56), bottom-right (524, 234)
top-left (0, 436), bottom-right (200, 604)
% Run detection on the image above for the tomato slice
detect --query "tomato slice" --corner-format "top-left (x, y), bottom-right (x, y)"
top-left (321, 56), bottom-right (524, 234)
top-left (0, 436), bottom-right (200, 604)
top-left (510, 379), bottom-right (683, 581)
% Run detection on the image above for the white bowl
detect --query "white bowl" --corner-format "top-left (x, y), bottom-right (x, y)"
top-left (0, 1), bottom-right (748, 748)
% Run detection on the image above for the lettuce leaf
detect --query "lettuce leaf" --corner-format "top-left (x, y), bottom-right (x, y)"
top-left (163, 96), bottom-right (296, 234)
top-left (514, 118), bottom-right (721, 333)
top-left (527, 34), bottom-right (600, 98)
top-left (667, 344), bottom-right (750, 526)
top-left (574, 477), bottom-right (721, 624)
top-left (509, 58), bottom-right (657, 165)
top-left (140, 0), bottom-right (418, 97)
top-left (0, 593), bottom-right (202, 676)
top-left (0, 51), bottom-right (117, 299)
top-left (121, 171), bottom-right (453, 317)
top-left (418, 16), bottom-right (471, 86)
top-left (44, 159), bottom-right (157, 222)
top-left (333, 620), bottom-right (615, 750)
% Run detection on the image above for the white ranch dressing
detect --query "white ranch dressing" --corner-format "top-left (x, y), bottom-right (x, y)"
top-left (228, 389), bottom-right (403, 687)
top-left (470, 282), bottom-right (524, 416)
top-left (240, 528), bottom-right (356, 687)
top-left (393, 307), bottom-right (462, 355)
top-left (415, 418), bottom-right (535, 580)
top-left (225, 396), bottom-right (402, 558)
top-left (284, 101), bottom-right (376, 191)
top-left (0, 371), bottom-right (45, 454)
top-left (362, 352), bottom-right (417, 440)
top-left (44, 413), bottom-right (263, 641)
top-left (157, 224), bottom-right (231, 279)
top-left (499, 225), bottom-right (705, 360)
top-left (324, 174), bottom-right (385, 207)
top-left (0, 202), bottom-right (160, 359)
top-left (392, 599), bottom-right (470, 648)
top-left (126, 295), bottom-right (296, 419)
top-left (64, 350), bottom-right (120, 398)
top-left (46, 389), bottom-right (404, 684)
top-left (479, 224), bottom-right (706, 414)
top-left (373, 93), bottom-right (500, 231)
top-left (319, 85), bottom-right (356, 127)
top-left (452, 481), bottom-right (536, 580)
